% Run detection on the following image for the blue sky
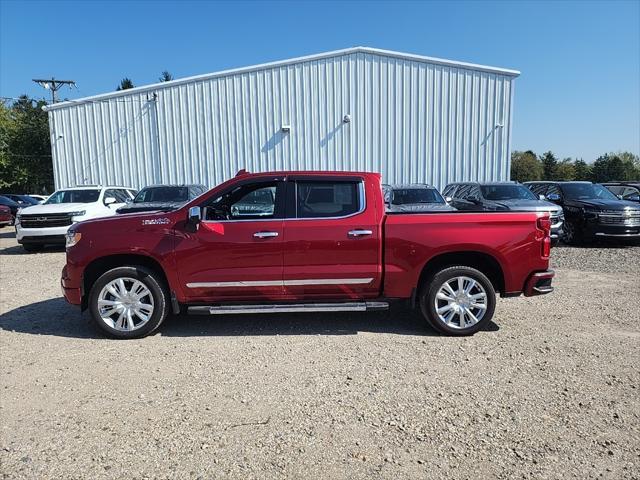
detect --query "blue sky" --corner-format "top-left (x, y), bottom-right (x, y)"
top-left (1, 0), bottom-right (638, 161)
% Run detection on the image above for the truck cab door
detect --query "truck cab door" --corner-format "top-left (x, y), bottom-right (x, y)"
top-left (174, 178), bottom-right (286, 302)
top-left (281, 176), bottom-right (382, 300)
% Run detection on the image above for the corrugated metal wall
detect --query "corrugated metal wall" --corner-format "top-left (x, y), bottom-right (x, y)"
top-left (47, 49), bottom-right (516, 191)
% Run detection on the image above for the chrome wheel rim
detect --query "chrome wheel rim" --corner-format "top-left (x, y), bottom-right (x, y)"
top-left (434, 276), bottom-right (487, 329)
top-left (97, 277), bottom-right (154, 331)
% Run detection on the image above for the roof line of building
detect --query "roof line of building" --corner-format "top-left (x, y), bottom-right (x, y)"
top-left (43, 46), bottom-right (520, 112)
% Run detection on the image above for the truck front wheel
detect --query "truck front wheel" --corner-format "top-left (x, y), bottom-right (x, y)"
top-left (88, 266), bottom-right (168, 339)
top-left (419, 266), bottom-right (496, 336)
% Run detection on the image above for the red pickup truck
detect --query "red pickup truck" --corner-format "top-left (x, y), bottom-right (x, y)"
top-left (61, 171), bottom-right (554, 339)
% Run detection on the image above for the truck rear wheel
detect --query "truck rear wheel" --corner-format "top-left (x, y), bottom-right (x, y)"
top-left (419, 266), bottom-right (496, 336)
top-left (88, 266), bottom-right (168, 339)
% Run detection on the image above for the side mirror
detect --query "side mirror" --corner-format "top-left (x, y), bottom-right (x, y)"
top-left (617, 194), bottom-right (623, 200)
top-left (125, 198), bottom-right (132, 204)
top-left (188, 206), bottom-right (201, 224)
top-left (104, 197), bottom-right (117, 206)
top-left (538, 194), bottom-right (546, 201)
top-left (547, 193), bottom-right (561, 202)
top-left (445, 196), bottom-right (453, 203)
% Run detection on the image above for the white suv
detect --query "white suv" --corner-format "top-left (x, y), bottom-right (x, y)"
top-left (15, 186), bottom-right (136, 252)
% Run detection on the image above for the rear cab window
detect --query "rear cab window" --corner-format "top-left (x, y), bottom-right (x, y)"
top-left (294, 180), bottom-right (363, 218)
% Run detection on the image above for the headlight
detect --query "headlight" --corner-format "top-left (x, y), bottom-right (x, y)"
top-left (65, 230), bottom-right (82, 248)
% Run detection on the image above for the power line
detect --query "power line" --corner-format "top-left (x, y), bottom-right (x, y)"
top-left (32, 78), bottom-right (76, 103)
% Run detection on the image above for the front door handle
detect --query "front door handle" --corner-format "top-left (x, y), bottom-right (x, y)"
top-left (348, 229), bottom-right (373, 237)
top-left (253, 231), bottom-right (279, 238)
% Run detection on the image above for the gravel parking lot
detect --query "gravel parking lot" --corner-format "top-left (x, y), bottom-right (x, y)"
top-left (1, 230), bottom-right (639, 479)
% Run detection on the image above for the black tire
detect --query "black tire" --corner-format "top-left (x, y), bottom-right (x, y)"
top-left (22, 244), bottom-right (44, 253)
top-left (561, 220), bottom-right (582, 245)
top-left (88, 266), bottom-right (168, 339)
top-left (419, 266), bottom-right (496, 336)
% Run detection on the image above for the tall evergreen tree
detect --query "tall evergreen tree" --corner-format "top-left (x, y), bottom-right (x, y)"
top-left (159, 71), bottom-right (173, 82)
top-left (116, 78), bottom-right (134, 91)
top-left (540, 151), bottom-right (558, 181)
top-left (573, 159), bottom-right (591, 180)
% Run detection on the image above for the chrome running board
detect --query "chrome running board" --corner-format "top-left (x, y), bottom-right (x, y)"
top-left (188, 301), bottom-right (389, 315)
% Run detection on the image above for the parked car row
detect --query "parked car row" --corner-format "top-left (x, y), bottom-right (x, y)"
top-left (0, 194), bottom-right (49, 228)
top-left (6, 177), bottom-right (639, 252)
top-left (10, 184), bottom-right (206, 251)
top-left (382, 179), bottom-right (640, 245)
top-left (526, 181), bottom-right (640, 244)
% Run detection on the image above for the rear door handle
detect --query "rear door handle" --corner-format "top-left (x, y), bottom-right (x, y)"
top-left (253, 231), bottom-right (279, 238)
top-left (348, 229), bottom-right (373, 237)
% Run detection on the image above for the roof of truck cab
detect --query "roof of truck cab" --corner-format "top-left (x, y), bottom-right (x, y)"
top-left (238, 171), bottom-right (379, 178)
top-left (383, 183), bottom-right (437, 189)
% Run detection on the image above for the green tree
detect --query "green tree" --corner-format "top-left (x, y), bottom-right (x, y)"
top-left (540, 151), bottom-right (558, 180)
top-left (0, 96), bottom-right (53, 192)
top-left (610, 151), bottom-right (640, 180)
top-left (555, 158), bottom-right (576, 181)
top-left (591, 154), bottom-right (627, 182)
top-left (573, 159), bottom-right (591, 180)
top-left (116, 78), bottom-right (134, 91)
top-left (510, 150), bottom-right (543, 182)
top-left (159, 71), bottom-right (173, 82)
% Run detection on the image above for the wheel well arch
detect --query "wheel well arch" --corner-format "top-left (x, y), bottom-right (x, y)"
top-left (417, 251), bottom-right (505, 296)
top-left (82, 254), bottom-right (169, 309)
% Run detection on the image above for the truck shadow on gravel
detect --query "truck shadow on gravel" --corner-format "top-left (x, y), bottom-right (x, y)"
top-left (0, 244), bottom-right (66, 255)
top-left (0, 298), bottom-right (499, 338)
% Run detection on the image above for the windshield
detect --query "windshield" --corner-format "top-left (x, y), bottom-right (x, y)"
top-left (45, 189), bottom-right (100, 204)
top-left (134, 186), bottom-right (189, 203)
top-left (561, 183), bottom-right (618, 201)
top-left (0, 196), bottom-right (19, 207)
top-left (480, 185), bottom-right (536, 201)
top-left (390, 188), bottom-right (444, 205)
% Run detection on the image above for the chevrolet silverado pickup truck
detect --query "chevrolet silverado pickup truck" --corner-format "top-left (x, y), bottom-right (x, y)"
top-left (61, 171), bottom-right (555, 339)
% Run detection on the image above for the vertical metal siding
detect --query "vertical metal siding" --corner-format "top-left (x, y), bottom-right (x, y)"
top-left (48, 51), bottom-right (515, 191)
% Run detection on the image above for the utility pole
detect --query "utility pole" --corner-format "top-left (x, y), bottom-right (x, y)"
top-left (32, 78), bottom-right (76, 103)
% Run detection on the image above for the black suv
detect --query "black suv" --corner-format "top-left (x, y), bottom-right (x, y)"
top-left (117, 184), bottom-right (207, 214)
top-left (525, 181), bottom-right (640, 244)
top-left (442, 182), bottom-right (564, 241)
top-left (602, 182), bottom-right (640, 204)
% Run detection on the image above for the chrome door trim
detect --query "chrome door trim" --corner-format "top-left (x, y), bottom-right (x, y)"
top-left (186, 277), bottom-right (374, 288)
top-left (187, 280), bottom-right (283, 288)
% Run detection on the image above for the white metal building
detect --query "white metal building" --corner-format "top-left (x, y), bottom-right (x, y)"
top-left (43, 47), bottom-right (519, 191)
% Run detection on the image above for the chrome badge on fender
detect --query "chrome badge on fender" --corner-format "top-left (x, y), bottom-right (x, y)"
top-left (142, 218), bottom-right (171, 225)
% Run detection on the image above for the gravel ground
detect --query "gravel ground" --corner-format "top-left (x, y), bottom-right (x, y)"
top-left (1, 230), bottom-right (639, 479)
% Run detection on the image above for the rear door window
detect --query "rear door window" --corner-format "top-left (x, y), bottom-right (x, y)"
top-left (295, 181), bottom-right (361, 218)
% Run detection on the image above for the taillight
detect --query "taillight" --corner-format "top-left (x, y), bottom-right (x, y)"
top-left (537, 216), bottom-right (551, 258)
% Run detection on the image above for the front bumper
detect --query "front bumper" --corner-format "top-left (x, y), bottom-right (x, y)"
top-left (61, 265), bottom-right (82, 305)
top-left (523, 270), bottom-right (555, 297)
top-left (16, 223), bottom-right (70, 243)
top-left (587, 224), bottom-right (640, 238)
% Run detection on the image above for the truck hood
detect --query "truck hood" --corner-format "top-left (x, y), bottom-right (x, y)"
top-left (487, 199), bottom-right (563, 213)
top-left (116, 201), bottom-right (184, 214)
top-left (74, 209), bottom-right (180, 230)
top-left (18, 203), bottom-right (89, 215)
top-left (566, 199), bottom-right (640, 211)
